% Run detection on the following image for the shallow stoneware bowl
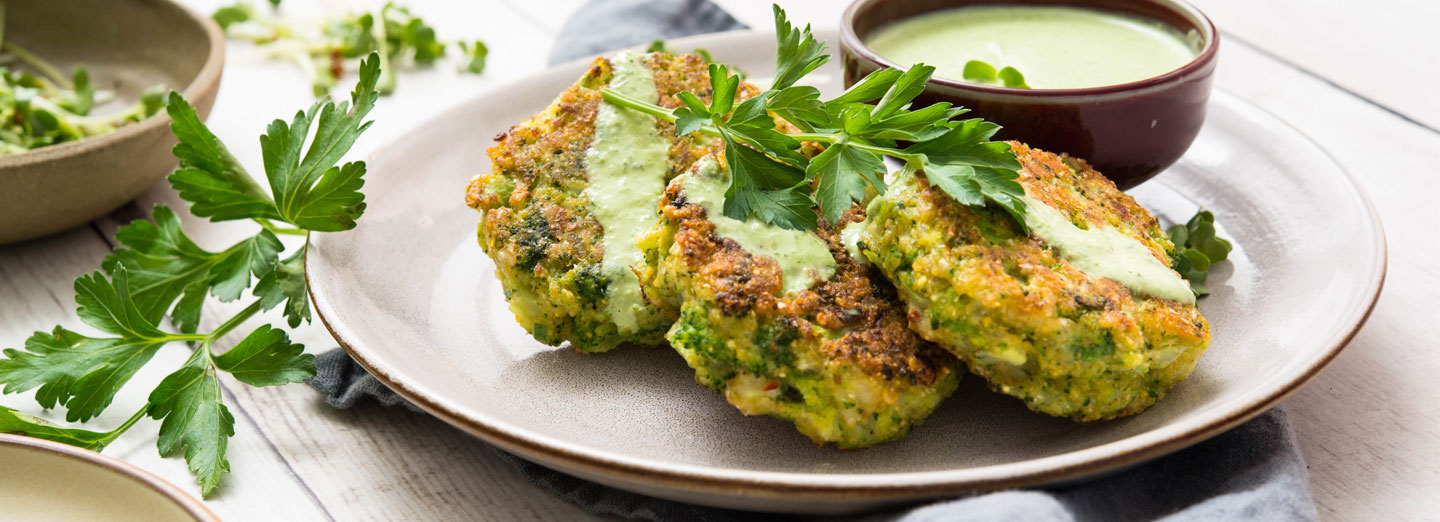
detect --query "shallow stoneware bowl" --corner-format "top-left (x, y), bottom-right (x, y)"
top-left (0, 0), bottom-right (224, 245)
top-left (0, 434), bottom-right (219, 521)
top-left (841, 0), bottom-right (1218, 188)
top-left (306, 30), bottom-right (1384, 513)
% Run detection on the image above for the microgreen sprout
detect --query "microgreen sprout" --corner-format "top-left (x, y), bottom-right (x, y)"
top-left (1167, 209), bottom-right (1233, 296)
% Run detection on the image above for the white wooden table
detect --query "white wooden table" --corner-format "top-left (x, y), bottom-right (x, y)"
top-left (2, 1), bottom-right (1436, 519)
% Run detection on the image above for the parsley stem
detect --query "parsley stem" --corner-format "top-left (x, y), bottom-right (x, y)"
top-left (97, 407), bottom-right (148, 447)
top-left (789, 133), bottom-right (924, 164)
top-left (602, 89), bottom-right (832, 146)
top-left (854, 142), bottom-right (924, 164)
top-left (255, 218), bottom-right (308, 236)
top-left (163, 333), bottom-right (209, 343)
top-left (787, 132), bottom-right (836, 143)
top-left (600, 89), bottom-right (681, 123)
top-left (204, 300), bottom-right (264, 351)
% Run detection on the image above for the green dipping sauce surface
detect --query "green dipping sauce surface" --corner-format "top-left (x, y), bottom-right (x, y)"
top-left (865, 6), bottom-right (1201, 89)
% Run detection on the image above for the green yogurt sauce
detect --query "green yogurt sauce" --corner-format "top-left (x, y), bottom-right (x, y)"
top-left (1018, 195), bottom-right (1194, 304)
top-left (865, 6), bottom-right (1200, 89)
top-left (854, 167), bottom-right (1192, 304)
top-left (585, 51), bottom-right (670, 332)
top-left (677, 159), bottom-right (837, 294)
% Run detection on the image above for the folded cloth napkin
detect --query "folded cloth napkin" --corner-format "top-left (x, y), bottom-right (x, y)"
top-left (307, 1), bottom-right (1321, 519)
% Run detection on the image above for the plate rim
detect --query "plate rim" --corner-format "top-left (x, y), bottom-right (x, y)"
top-left (306, 29), bottom-right (1388, 503)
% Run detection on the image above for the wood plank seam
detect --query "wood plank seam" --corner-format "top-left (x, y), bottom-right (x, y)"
top-left (218, 381), bottom-right (341, 522)
top-left (1221, 30), bottom-right (1440, 138)
top-left (87, 222), bottom-right (116, 249)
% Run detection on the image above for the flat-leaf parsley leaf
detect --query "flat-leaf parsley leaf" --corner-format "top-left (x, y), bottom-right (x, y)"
top-left (598, 5), bottom-right (1028, 232)
top-left (0, 53), bottom-right (384, 497)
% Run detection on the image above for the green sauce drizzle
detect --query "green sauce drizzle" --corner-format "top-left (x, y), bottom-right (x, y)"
top-left (1019, 195), bottom-right (1195, 304)
top-left (677, 159), bottom-right (837, 294)
top-left (584, 51), bottom-right (670, 332)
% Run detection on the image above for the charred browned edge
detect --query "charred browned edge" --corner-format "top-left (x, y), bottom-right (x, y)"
top-left (648, 53), bottom-right (756, 179)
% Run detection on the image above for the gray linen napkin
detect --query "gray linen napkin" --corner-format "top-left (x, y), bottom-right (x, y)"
top-left (308, 1), bottom-right (1321, 519)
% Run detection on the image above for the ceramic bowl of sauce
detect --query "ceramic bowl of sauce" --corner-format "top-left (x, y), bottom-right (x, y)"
top-left (840, 0), bottom-right (1218, 188)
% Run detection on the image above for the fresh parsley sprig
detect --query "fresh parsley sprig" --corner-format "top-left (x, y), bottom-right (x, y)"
top-left (600, 5), bottom-right (1027, 231)
top-left (1167, 209), bottom-right (1232, 296)
top-left (0, 54), bottom-right (382, 497)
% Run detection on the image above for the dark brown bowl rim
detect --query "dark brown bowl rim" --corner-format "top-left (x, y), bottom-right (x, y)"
top-left (840, 0), bottom-right (1219, 96)
top-left (0, 433), bottom-right (221, 521)
top-left (0, 0), bottom-right (225, 170)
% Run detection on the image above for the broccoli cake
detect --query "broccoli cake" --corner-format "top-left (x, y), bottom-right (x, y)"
top-left (638, 158), bottom-right (962, 448)
top-left (853, 142), bottom-right (1211, 421)
top-left (464, 51), bottom-right (757, 352)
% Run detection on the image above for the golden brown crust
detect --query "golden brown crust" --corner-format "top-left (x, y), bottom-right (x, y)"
top-left (903, 143), bottom-right (1208, 351)
top-left (864, 142), bottom-right (1211, 420)
top-left (644, 158), bottom-right (962, 447)
top-left (657, 178), bottom-right (952, 387)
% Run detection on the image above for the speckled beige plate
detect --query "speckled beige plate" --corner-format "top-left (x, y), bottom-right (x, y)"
top-left (0, 434), bottom-right (219, 521)
top-left (307, 31), bottom-right (1385, 513)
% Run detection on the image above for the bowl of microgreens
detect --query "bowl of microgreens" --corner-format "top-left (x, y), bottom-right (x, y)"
top-left (0, 0), bottom-right (224, 245)
top-left (840, 0), bottom-right (1218, 188)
